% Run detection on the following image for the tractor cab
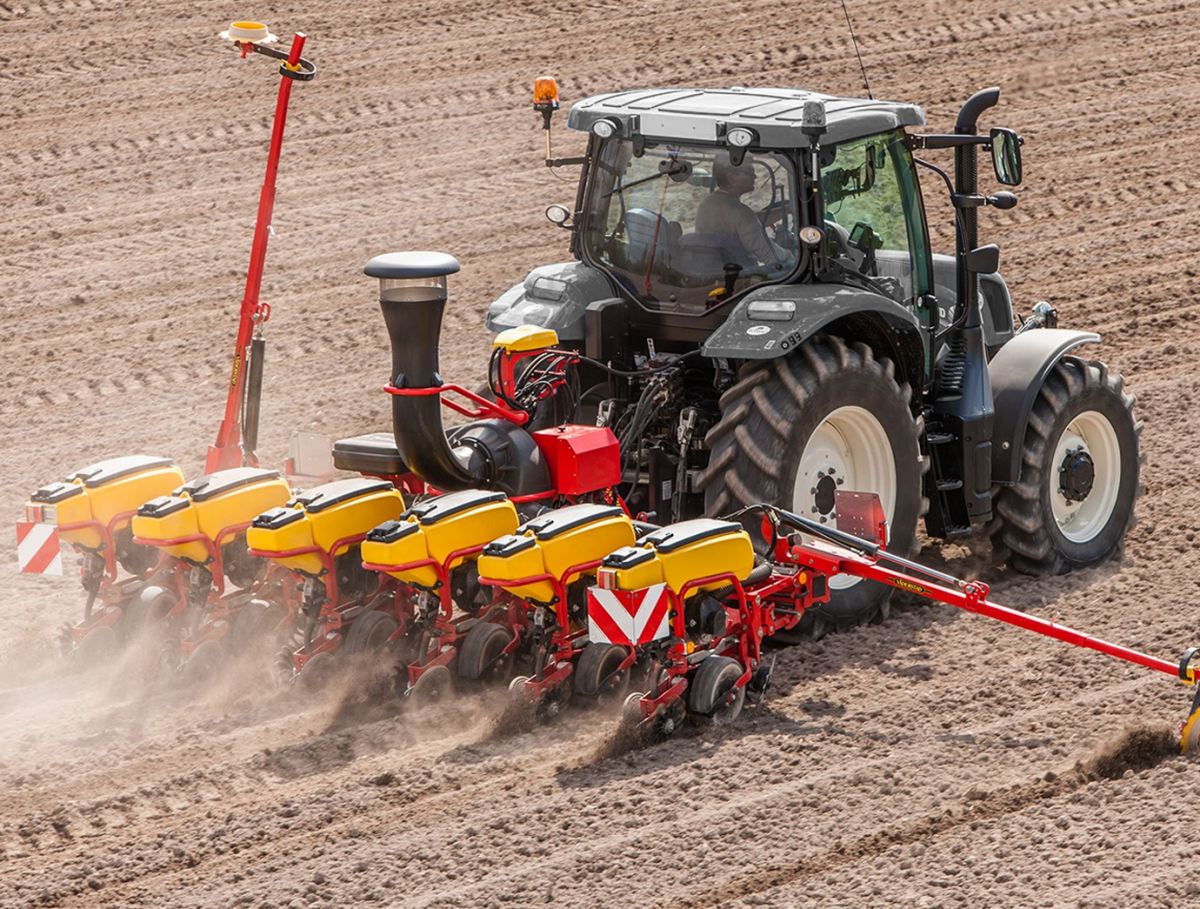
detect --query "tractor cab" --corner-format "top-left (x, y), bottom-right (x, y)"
top-left (491, 86), bottom-right (1023, 358)
top-left (568, 88), bottom-right (937, 317)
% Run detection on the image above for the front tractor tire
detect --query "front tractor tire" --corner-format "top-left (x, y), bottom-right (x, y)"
top-left (989, 358), bottom-right (1140, 575)
top-left (700, 336), bottom-right (927, 635)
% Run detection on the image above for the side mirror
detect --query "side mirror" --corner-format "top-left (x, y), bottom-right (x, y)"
top-left (990, 128), bottom-right (1022, 186)
top-left (545, 204), bottom-right (572, 228)
top-left (966, 244), bottom-right (1000, 275)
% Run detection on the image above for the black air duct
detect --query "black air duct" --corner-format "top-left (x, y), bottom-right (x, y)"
top-left (365, 251), bottom-right (489, 491)
top-left (364, 252), bottom-right (552, 497)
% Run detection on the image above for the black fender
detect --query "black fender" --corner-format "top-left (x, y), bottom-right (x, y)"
top-left (700, 284), bottom-right (926, 394)
top-left (989, 328), bottom-right (1100, 484)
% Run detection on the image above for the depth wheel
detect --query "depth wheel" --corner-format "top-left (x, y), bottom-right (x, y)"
top-left (410, 664), bottom-right (453, 704)
top-left (294, 651), bottom-right (337, 690)
top-left (687, 656), bottom-right (745, 726)
top-left (73, 625), bottom-right (118, 671)
top-left (621, 690), bottom-right (646, 726)
top-left (183, 640), bottom-right (225, 684)
top-left (231, 599), bottom-right (290, 656)
top-left (990, 358), bottom-right (1141, 574)
top-left (700, 335), bottom-right (926, 637)
top-left (508, 674), bottom-right (531, 701)
top-left (344, 609), bottom-right (400, 655)
top-left (121, 586), bottom-right (177, 644)
top-left (457, 621), bottom-right (514, 685)
top-left (574, 643), bottom-right (631, 707)
top-left (157, 636), bottom-right (184, 683)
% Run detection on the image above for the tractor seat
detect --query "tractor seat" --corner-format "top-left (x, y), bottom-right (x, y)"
top-left (625, 208), bottom-right (682, 267)
top-left (333, 432), bottom-right (408, 477)
top-left (676, 232), bottom-right (754, 278)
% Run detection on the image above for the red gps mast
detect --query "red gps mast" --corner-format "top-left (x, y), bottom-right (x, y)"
top-left (206, 22), bottom-right (316, 473)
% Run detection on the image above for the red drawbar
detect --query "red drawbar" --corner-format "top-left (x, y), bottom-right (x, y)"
top-left (532, 425), bottom-right (621, 496)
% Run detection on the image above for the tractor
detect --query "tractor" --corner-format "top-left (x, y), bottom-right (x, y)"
top-left (345, 83), bottom-right (1139, 641)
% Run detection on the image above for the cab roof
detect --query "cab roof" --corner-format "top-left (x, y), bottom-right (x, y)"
top-left (567, 87), bottom-right (925, 148)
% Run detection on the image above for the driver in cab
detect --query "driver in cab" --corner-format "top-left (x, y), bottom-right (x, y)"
top-left (695, 157), bottom-right (792, 272)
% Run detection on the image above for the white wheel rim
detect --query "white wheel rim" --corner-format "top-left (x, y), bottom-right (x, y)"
top-left (1051, 410), bottom-right (1121, 543)
top-left (793, 406), bottom-right (897, 590)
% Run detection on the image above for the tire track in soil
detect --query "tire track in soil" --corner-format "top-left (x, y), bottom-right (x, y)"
top-left (7, 711), bottom-right (587, 908)
top-left (2, 0), bottom-right (1183, 172)
top-left (5, 0), bottom-right (1200, 907)
top-left (12, 363), bottom-right (221, 410)
top-left (657, 727), bottom-right (1181, 909)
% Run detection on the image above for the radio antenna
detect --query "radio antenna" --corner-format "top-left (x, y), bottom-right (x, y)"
top-left (840, 0), bottom-right (873, 100)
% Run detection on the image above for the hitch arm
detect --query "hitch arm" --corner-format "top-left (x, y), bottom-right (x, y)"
top-left (791, 535), bottom-right (1198, 687)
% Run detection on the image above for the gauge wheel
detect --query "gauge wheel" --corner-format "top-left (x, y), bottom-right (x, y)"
top-left (344, 609), bottom-right (400, 655)
top-left (687, 655), bottom-right (746, 726)
top-left (573, 642), bottom-right (632, 707)
top-left (457, 621), bottom-right (515, 685)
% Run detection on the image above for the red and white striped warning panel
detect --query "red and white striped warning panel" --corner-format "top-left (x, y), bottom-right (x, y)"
top-left (16, 522), bottom-right (63, 575)
top-left (587, 583), bottom-right (670, 647)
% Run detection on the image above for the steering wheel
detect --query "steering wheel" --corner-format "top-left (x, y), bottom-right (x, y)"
top-left (758, 199), bottom-right (789, 228)
top-left (759, 199), bottom-right (797, 251)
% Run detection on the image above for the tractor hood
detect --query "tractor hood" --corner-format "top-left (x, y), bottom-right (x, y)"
top-left (485, 261), bottom-right (617, 342)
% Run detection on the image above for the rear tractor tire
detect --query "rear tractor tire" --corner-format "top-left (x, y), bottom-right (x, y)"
top-left (700, 335), bottom-right (926, 637)
top-left (989, 358), bottom-right (1140, 575)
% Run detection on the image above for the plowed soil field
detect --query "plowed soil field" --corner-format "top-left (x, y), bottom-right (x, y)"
top-left (4, 1), bottom-right (1200, 906)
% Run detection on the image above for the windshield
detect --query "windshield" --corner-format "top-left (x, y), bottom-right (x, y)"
top-left (582, 140), bottom-right (799, 313)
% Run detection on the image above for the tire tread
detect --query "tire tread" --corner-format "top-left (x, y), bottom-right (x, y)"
top-left (697, 335), bottom-right (928, 636)
top-left (988, 358), bottom-right (1141, 576)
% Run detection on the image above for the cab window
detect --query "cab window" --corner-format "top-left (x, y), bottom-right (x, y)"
top-left (583, 140), bottom-right (798, 313)
top-left (821, 129), bottom-right (930, 303)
